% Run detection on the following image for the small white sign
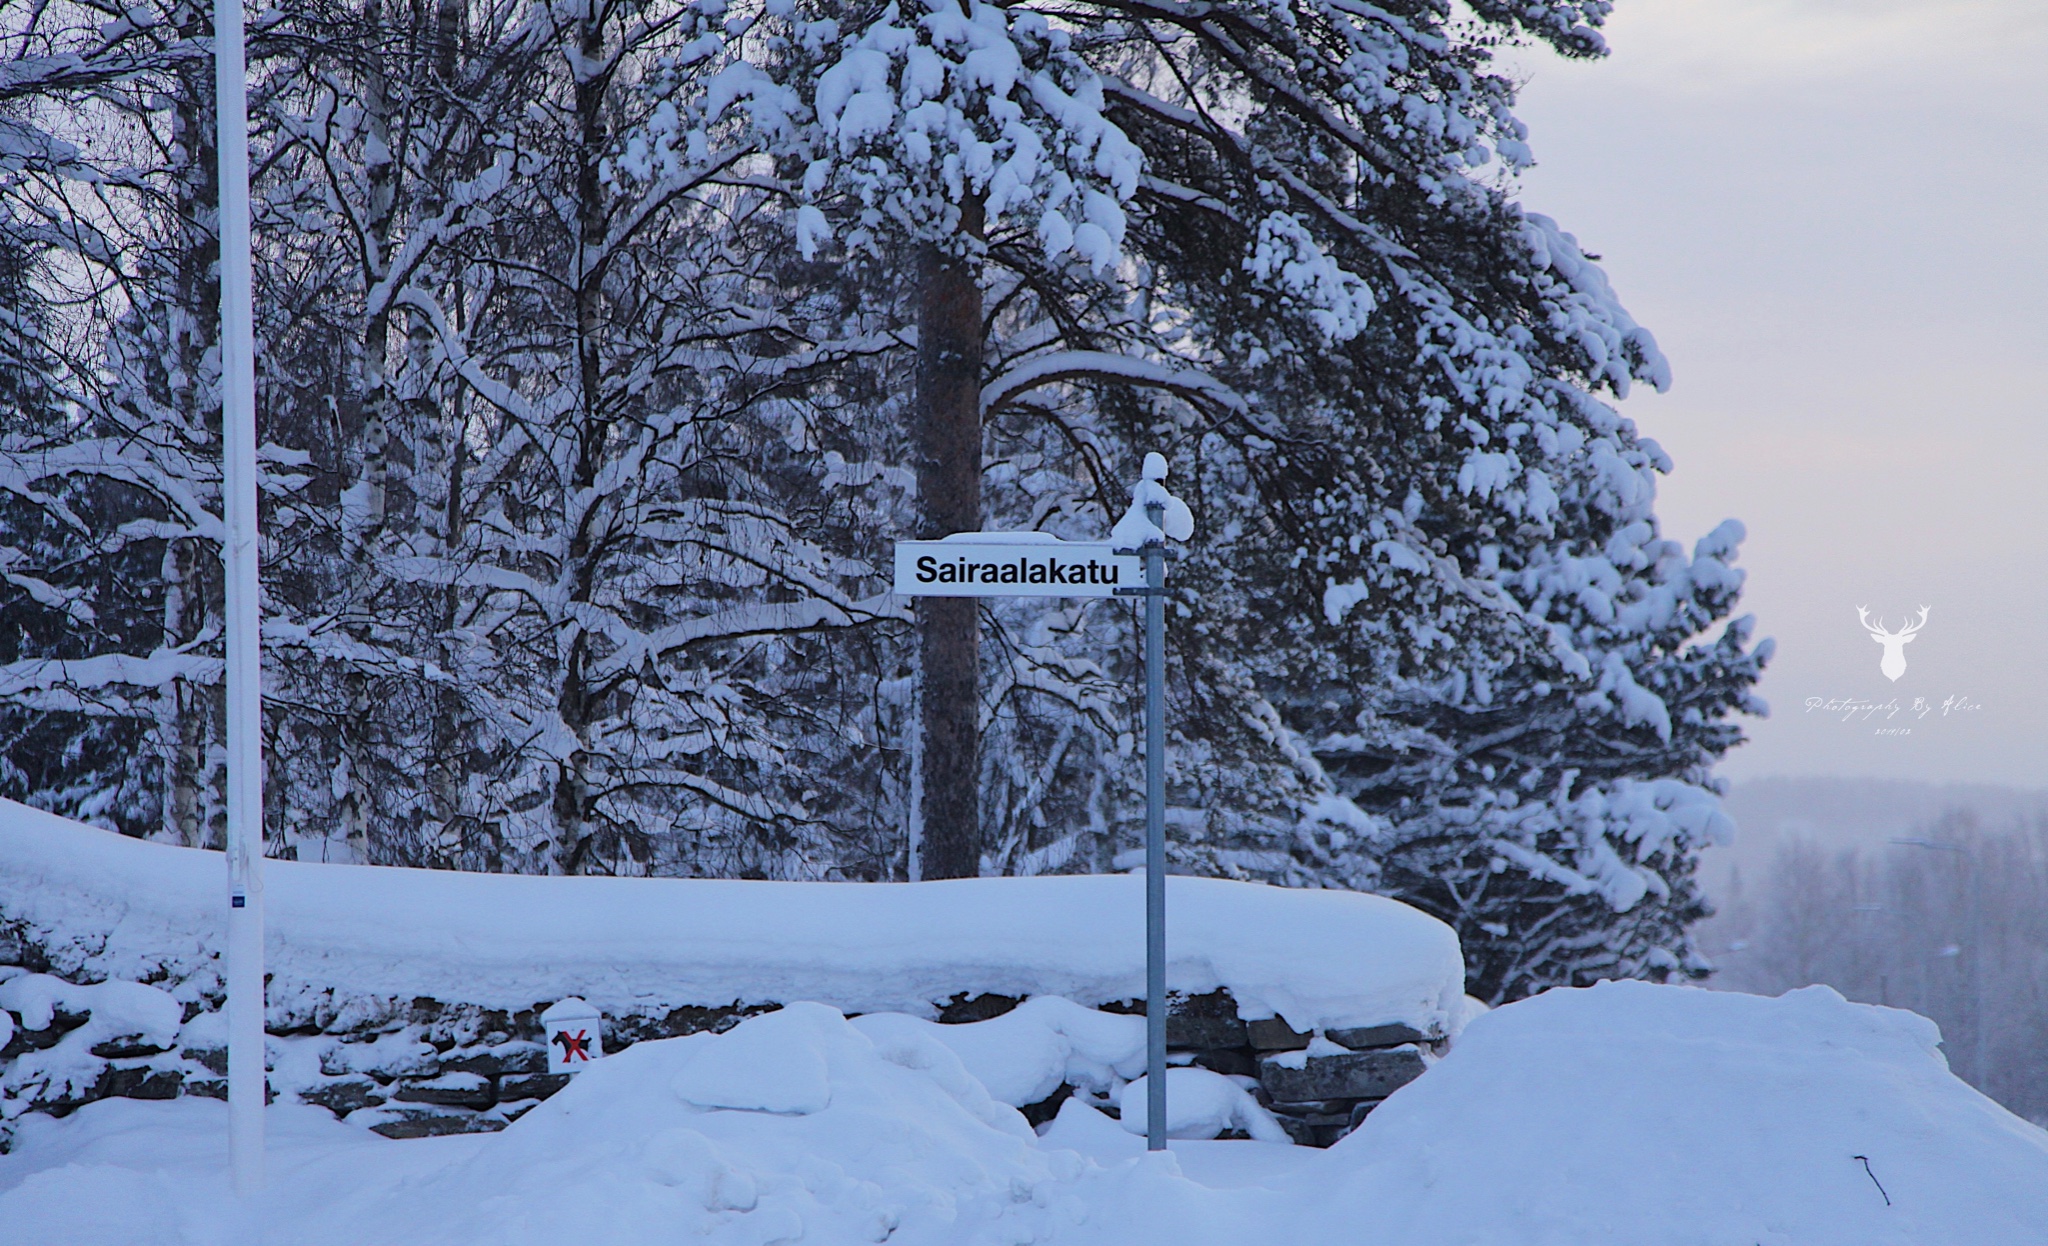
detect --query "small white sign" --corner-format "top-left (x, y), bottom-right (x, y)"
top-left (894, 536), bottom-right (1143, 598)
top-left (541, 997), bottom-right (604, 1073)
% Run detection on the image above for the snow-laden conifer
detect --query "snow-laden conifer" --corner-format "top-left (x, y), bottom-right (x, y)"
top-left (617, 0), bottom-right (1767, 992)
top-left (1058, 0), bottom-right (1768, 998)
top-left (2, 0), bottom-right (1767, 993)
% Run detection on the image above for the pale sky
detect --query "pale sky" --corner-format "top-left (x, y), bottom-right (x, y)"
top-left (1507, 0), bottom-right (2048, 787)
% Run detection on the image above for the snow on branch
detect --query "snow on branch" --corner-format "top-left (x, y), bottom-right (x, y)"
top-left (1245, 212), bottom-right (1378, 341)
top-left (981, 350), bottom-right (1245, 417)
top-left (0, 650), bottom-right (223, 703)
top-left (596, 592), bottom-right (906, 679)
top-left (1520, 213), bottom-right (1670, 397)
top-left (678, 0), bottom-right (1145, 269)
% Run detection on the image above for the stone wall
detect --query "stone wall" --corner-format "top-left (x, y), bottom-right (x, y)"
top-left (2, 919), bottom-right (1435, 1148)
top-left (1140, 991), bottom-right (1438, 1145)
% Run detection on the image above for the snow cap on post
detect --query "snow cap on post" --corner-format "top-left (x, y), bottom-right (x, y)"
top-left (1112, 454), bottom-right (1195, 549)
top-left (542, 996), bottom-right (605, 1073)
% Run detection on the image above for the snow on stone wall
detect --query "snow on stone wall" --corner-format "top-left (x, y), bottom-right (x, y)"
top-left (0, 799), bottom-right (1465, 1143)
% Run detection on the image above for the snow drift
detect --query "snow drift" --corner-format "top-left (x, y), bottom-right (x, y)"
top-left (4, 981), bottom-right (2044, 1245)
top-left (1324, 979), bottom-right (2048, 1244)
top-left (0, 798), bottom-right (1464, 1033)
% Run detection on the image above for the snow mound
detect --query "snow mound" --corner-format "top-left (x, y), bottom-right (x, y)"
top-left (3, 984), bottom-right (2045, 1245)
top-left (323, 1002), bottom-right (1080, 1246)
top-left (1327, 980), bottom-right (2048, 1244)
top-left (670, 1006), bottom-right (838, 1115)
top-left (0, 798), bottom-right (1463, 1034)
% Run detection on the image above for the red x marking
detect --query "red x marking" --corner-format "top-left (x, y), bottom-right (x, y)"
top-left (552, 1028), bottom-right (592, 1062)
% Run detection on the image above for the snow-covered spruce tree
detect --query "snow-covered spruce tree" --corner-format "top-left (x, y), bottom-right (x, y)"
top-left (1065, 0), bottom-right (1768, 999)
top-left (672, 0), bottom-right (1765, 980)
top-left (654, 0), bottom-right (1275, 877)
top-left (704, 0), bottom-right (1139, 877)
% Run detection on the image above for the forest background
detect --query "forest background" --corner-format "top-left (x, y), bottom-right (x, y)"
top-left (1, 0), bottom-right (1768, 1014)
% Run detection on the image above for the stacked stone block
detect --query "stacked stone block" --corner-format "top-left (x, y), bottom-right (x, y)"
top-left (3, 922), bottom-right (1433, 1149)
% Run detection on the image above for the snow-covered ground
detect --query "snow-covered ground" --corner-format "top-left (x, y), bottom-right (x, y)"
top-left (3, 980), bottom-right (2042, 1245)
top-left (0, 799), bottom-right (1462, 1033)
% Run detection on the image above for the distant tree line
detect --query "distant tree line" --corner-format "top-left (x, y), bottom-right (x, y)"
top-left (1703, 810), bottom-right (2048, 1124)
top-left (0, 0), bottom-right (1766, 1002)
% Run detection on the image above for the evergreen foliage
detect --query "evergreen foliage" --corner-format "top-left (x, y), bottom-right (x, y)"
top-left (0, 0), bottom-right (1767, 997)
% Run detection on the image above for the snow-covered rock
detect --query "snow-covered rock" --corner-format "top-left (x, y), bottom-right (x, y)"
top-left (850, 996), bottom-right (1145, 1108)
top-left (1116, 1068), bottom-right (1288, 1143)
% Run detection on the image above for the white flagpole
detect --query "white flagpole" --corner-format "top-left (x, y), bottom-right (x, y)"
top-left (213, 0), bottom-right (267, 1196)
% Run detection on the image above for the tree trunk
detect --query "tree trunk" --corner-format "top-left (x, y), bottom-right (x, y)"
top-left (351, 0), bottom-right (397, 560)
top-left (914, 203), bottom-right (984, 879)
top-left (553, 1), bottom-right (613, 874)
top-left (164, 3), bottom-right (225, 848)
top-left (421, 1), bottom-right (469, 855)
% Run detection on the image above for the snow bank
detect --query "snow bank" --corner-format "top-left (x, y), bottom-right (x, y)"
top-left (4, 982), bottom-right (2044, 1245)
top-left (0, 798), bottom-right (1463, 1033)
top-left (1326, 980), bottom-right (2048, 1244)
top-left (383, 1003), bottom-right (1080, 1246)
top-left (0, 1004), bottom-right (1107, 1246)
top-left (0, 974), bottom-right (181, 1045)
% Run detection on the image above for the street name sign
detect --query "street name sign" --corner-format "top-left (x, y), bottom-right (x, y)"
top-left (891, 455), bottom-right (1189, 1151)
top-left (892, 536), bottom-right (1142, 598)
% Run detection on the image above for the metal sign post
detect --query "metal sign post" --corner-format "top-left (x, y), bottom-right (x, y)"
top-left (1130, 508), bottom-right (1169, 1152)
top-left (893, 463), bottom-right (1187, 1152)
